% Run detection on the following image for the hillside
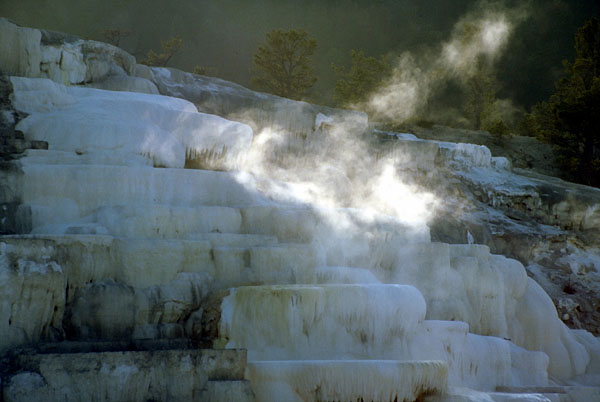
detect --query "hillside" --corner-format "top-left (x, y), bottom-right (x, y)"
top-left (1, 18), bottom-right (599, 402)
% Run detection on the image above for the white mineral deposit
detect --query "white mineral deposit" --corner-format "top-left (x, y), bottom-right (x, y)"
top-left (0, 15), bottom-right (599, 402)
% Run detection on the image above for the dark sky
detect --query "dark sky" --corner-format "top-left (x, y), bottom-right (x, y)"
top-left (1, 0), bottom-right (598, 108)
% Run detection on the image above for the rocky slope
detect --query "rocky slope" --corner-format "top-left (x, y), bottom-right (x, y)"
top-left (395, 123), bottom-right (561, 177)
top-left (371, 130), bottom-right (600, 336)
top-left (1, 18), bottom-right (599, 402)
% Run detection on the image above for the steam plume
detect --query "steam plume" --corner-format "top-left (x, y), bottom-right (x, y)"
top-left (364, 2), bottom-right (528, 124)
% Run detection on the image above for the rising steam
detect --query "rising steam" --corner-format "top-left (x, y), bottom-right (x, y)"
top-left (240, 111), bottom-right (438, 233)
top-left (365, 2), bottom-right (527, 123)
top-left (233, 2), bottom-right (527, 252)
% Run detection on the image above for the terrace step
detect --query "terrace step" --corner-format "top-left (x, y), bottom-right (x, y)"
top-left (247, 359), bottom-right (448, 402)
top-left (2, 348), bottom-right (254, 402)
top-left (495, 386), bottom-right (600, 402)
top-left (31, 204), bottom-right (243, 238)
top-left (212, 244), bottom-right (317, 287)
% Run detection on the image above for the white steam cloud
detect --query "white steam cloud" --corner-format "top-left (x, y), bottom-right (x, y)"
top-left (364, 2), bottom-right (527, 123)
top-left (236, 114), bottom-right (437, 267)
top-left (240, 113), bottom-right (438, 229)
top-left (442, 15), bottom-right (511, 75)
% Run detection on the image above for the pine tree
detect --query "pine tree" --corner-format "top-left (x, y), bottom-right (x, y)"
top-left (332, 50), bottom-right (391, 107)
top-left (528, 18), bottom-right (600, 186)
top-left (140, 37), bottom-right (182, 67)
top-left (252, 29), bottom-right (317, 100)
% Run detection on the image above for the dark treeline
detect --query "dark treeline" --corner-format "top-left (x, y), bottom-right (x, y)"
top-left (1, 0), bottom-right (598, 107)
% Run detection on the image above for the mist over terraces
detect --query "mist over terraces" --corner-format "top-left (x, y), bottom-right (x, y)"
top-left (0, 14), bottom-right (599, 402)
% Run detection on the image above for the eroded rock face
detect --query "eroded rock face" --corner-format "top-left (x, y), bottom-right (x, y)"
top-left (3, 349), bottom-right (253, 402)
top-left (0, 19), bottom-right (41, 78)
top-left (0, 237), bottom-right (215, 352)
top-left (0, 18), bottom-right (136, 86)
top-left (142, 66), bottom-right (369, 141)
top-left (65, 273), bottom-right (211, 341)
top-left (0, 242), bottom-right (65, 352)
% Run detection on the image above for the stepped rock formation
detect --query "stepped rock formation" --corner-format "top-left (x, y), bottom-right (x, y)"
top-left (1, 18), bottom-right (599, 402)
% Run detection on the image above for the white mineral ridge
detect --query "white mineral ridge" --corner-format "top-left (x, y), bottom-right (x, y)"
top-left (11, 77), bottom-right (253, 169)
top-left (27, 204), bottom-right (243, 239)
top-left (146, 66), bottom-right (369, 139)
top-left (389, 133), bottom-right (501, 171)
top-left (0, 18), bottom-right (41, 77)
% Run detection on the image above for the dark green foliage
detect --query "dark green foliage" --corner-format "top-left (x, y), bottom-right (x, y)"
top-left (102, 27), bottom-right (130, 47)
top-left (251, 29), bottom-right (317, 100)
top-left (485, 119), bottom-right (510, 137)
top-left (525, 18), bottom-right (600, 187)
top-left (464, 59), bottom-right (499, 131)
top-left (140, 37), bottom-right (183, 67)
top-left (464, 61), bottom-right (513, 141)
top-left (331, 50), bottom-right (392, 107)
top-left (193, 65), bottom-right (217, 77)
